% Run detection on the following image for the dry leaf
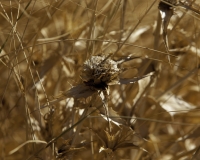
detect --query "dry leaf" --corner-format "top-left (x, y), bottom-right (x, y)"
top-left (160, 94), bottom-right (196, 116)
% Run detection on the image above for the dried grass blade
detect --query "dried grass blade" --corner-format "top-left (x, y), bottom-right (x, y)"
top-left (159, 0), bottom-right (174, 65)
top-left (119, 73), bottom-right (154, 84)
top-left (9, 140), bottom-right (47, 155)
top-left (158, 67), bottom-right (199, 99)
top-left (85, 0), bottom-right (98, 58)
top-left (113, 0), bottom-right (157, 56)
top-left (192, 146), bottom-right (200, 160)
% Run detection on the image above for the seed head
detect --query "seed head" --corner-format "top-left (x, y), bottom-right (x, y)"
top-left (81, 56), bottom-right (120, 90)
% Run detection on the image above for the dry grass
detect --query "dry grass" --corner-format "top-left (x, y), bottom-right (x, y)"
top-left (1, 0), bottom-right (200, 159)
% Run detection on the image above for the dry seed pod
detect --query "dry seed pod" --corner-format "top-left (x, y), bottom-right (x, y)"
top-left (81, 55), bottom-right (120, 90)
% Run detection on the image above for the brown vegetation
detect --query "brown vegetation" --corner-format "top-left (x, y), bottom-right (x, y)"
top-left (1, 0), bottom-right (200, 159)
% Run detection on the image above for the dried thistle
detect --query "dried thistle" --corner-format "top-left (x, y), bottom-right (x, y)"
top-left (51, 55), bottom-right (152, 103)
top-left (80, 55), bottom-right (122, 132)
top-left (81, 55), bottom-right (121, 90)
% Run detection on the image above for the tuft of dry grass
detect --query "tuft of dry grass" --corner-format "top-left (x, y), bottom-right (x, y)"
top-left (1, 0), bottom-right (200, 159)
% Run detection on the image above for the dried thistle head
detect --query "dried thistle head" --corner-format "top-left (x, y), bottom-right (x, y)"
top-left (81, 55), bottom-right (120, 90)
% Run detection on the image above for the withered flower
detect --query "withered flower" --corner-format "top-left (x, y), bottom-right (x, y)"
top-left (54, 55), bottom-right (151, 100)
top-left (49, 55), bottom-right (153, 135)
top-left (81, 55), bottom-right (121, 90)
